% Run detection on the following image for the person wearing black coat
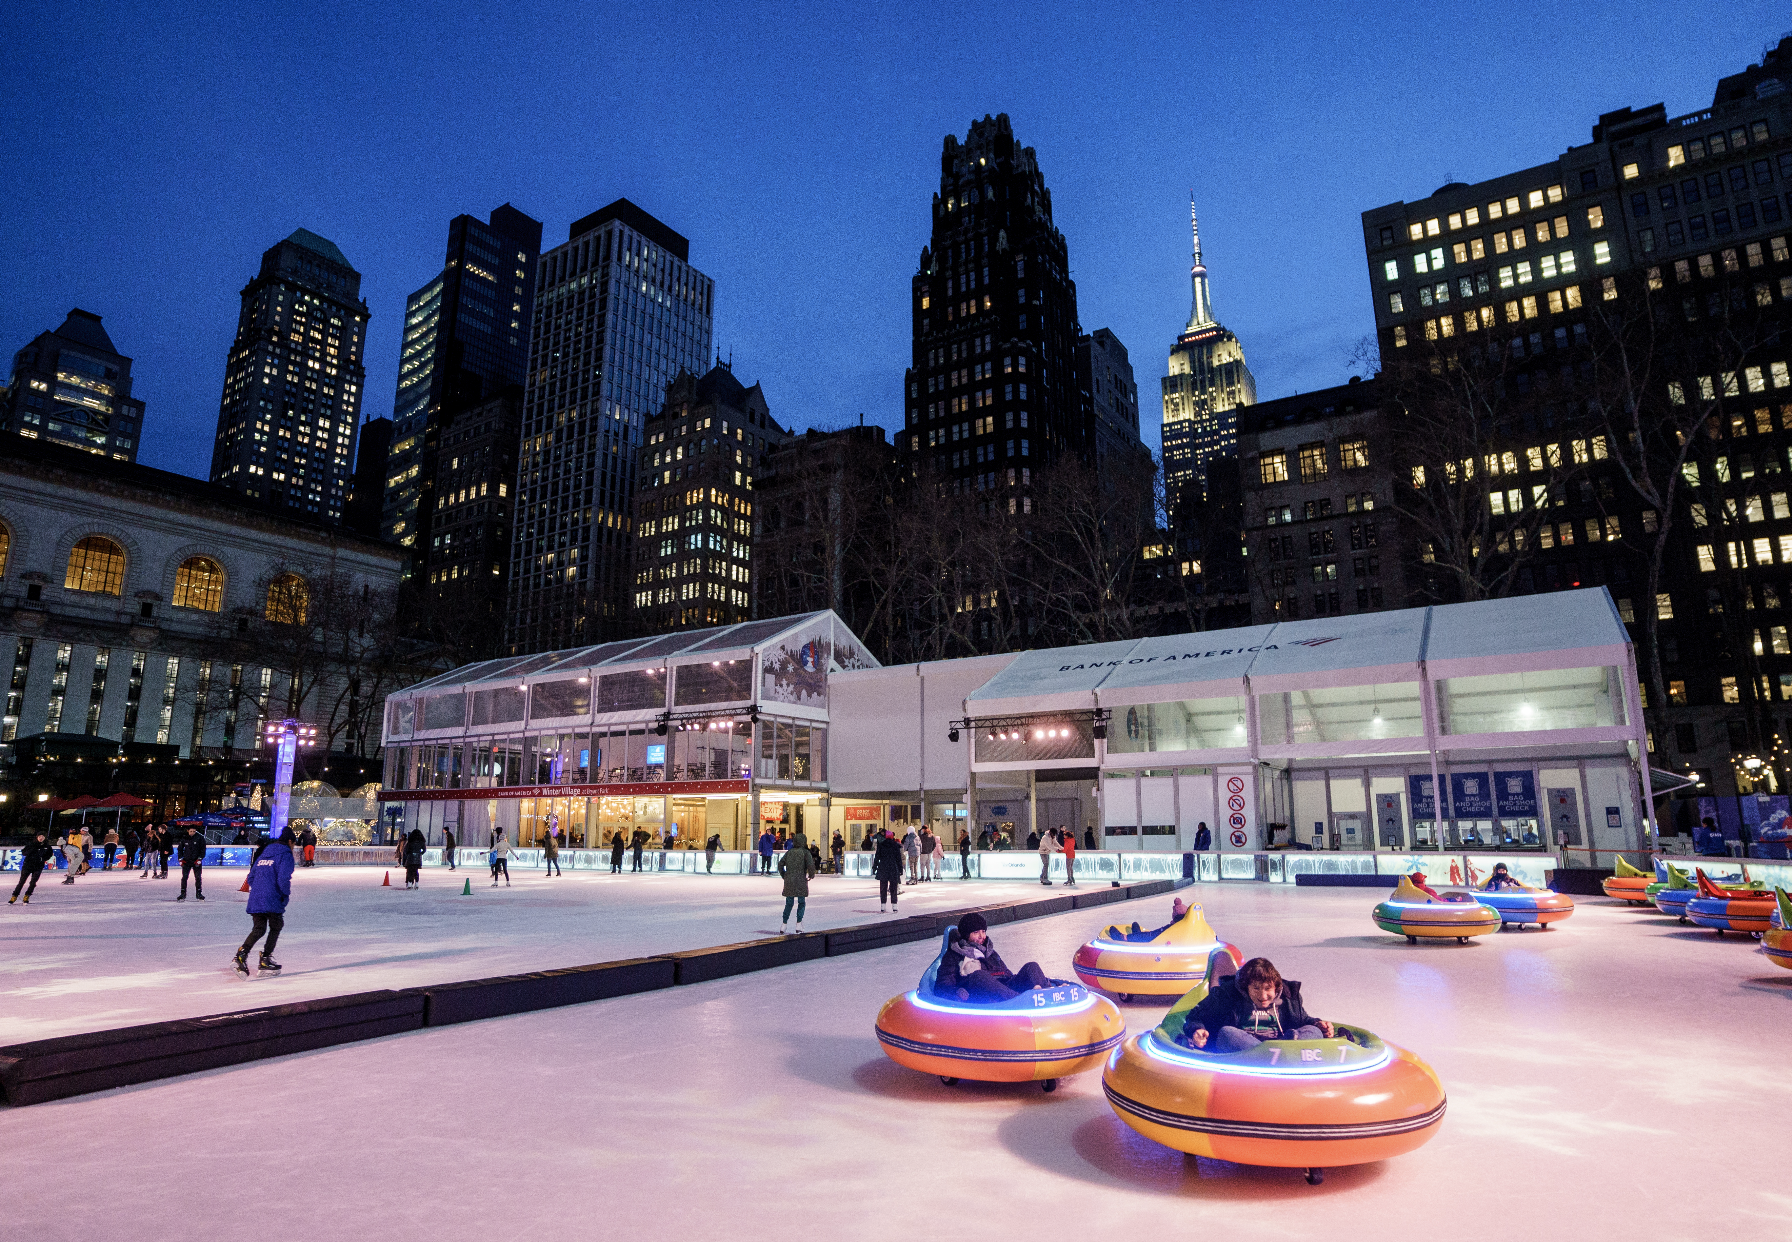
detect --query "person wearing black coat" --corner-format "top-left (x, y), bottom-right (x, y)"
top-left (402, 828), bottom-right (426, 889)
top-left (9, 831), bottom-right (54, 904)
top-left (958, 828), bottom-right (972, 879)
top-left (1194, 821), bottom-right (1212, 851)
top-left (936, 913), bottom-right (1055, 1002)
top-left (155, 828), bottom-right (175, 879)
top-left (176, 825), bottom-right (208, 901)
top-left (610, 831), bottom-right (626, 874)
top-left (872, 831), bottom-right (905, 912)
top-left (1175, 958), bottom-right (1334, 1053)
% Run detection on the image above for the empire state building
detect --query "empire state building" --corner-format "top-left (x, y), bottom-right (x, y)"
top-left (1160, 201), bottom-right (1255, 509)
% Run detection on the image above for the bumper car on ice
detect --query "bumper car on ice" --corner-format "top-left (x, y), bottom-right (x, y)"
top-left (1101, 952), bottom-right (1446, 1185)
top-left (1072, 901), bottom-right (1243, 1001)
top-left (1763, 889), bottom-right (1792, 970)
top-left (1600, 856), bottom-right (1658, 904)
top-left (1685, 869), bottom-right (1777, 936)
top-left (1654, 864), bottom-right (1749, 921)
top-left (1372, 876), bottom-right (1501, 944)
top-left (1471, 880), bottom-right (1574, 930)
top-left (875, 925), bottom-right (1125, 1092)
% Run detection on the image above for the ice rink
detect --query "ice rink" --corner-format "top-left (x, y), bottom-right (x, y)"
top-left (0, 860), bottom-right (1032, 1041)
top-left (4, 872), bottom-right (1790, 1238)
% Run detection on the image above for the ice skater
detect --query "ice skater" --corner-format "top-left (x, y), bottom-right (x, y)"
top-left (756, 827), bottom-right (774, 876)
top-left (1038, 825), bottom-right (1059, 886)
top-left (705, 832), bottom-right (720, 873)
top-left (176, 824), bottom-right (206, 900)
top-left (443, 826), bottom-right (456, 870)
top-left (958, 829), bottom-right (972, 880)
top-left (403, 828), bottom-right (425, 888)
top-left (632, 828), bottom-right (648, 873)
top-left (58, 834), bottom-right (79, 884)
top-left (234, 827), bottom-right (295, 975)
top-left (1174, 957), bottom-right (1335, 1052)
top-left (610, 830), bottom-right (625, 874)
top-left (1059, 823), bottom-right (1077, 887)
top-left (873, 828), bottom-right (904, 913)
top-left (779, 830), bottom-right (816, 934)
top-left (542, 825), bottom-right (561, 877)
top-left (155, 828), bottom-right (174, 879)
top-left (490, 830), bottom-right (513, 886)
top-left (9, 830), bottom-right (53, 904)
top-left (902, 825), bottom-right (920, 885)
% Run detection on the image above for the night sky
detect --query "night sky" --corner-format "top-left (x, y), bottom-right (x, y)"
top-left (2, 3), bottom-right (1782, 477)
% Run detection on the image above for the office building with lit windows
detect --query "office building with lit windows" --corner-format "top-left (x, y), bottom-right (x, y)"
top-left (1, 310), bottom-right (146, 461)
top-left (1359, 34), bottom-right (1792, 808)
top-left (632, 365), bottom-right (787, 633)
top-left (1161, 203), bottom-right (1255, 510)
top-left (902, 114), bottom-right (1082, 499)
top-left (505, 200), bottom-right (715, 655)
top-left (381, 204), bottom-right (542, 554)
top-left (208, 230), bottom-right (369, 521)
top-left (1075, 327), bottom-right (1150, 484)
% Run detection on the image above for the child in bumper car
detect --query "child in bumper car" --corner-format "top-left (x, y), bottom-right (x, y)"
top-left (937, 913), bottom-right (1060, 1002)
top-left (1175, 957), bottom-right (1336, 1053)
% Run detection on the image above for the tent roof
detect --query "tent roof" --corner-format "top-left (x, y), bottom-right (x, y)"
top-left (965, 589), bottom-right (1630, 714)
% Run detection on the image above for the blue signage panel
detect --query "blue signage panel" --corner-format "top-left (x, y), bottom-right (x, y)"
top-left (1407, 774), bottom-right (1443, 819)
top-left (1492, 770), bottom-right (1537, 817)
top-left (1450, 772), bottom-right (1493, 818)
top-left (645, 744), bottom-right (666, 765)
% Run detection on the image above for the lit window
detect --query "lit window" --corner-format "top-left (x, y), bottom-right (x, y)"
top-left (1382, 260), bottom-right (1399, 282)
top-left (172, 556), bottom-right (224, 611)
top-left (1587, 205), bottom-right (1605, 229)
top-left (1622, 163), bottom-right (1640, 180)
top-left (64, 535), bottom-right (125, 595)
top-left (1667, 145), bottom-right (1685, 168)
top-left (1258, 451), bottom-right (1289, 484)
top-left (1722, 676), bottom-right (1740, 704)
top-left (1696, 545), bottom-right (1716, 572)
top-left (265, 573), bottom-right (308, 624)
top-left (1593, 241), bottom-right (1612, 264)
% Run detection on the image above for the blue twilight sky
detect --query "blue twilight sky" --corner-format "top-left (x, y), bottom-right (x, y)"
top-left (1, 3), bottom-right (1784, 477)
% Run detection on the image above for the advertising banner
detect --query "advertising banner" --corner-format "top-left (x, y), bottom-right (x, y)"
top-left (1407, 774), bottom-right (1445, 819)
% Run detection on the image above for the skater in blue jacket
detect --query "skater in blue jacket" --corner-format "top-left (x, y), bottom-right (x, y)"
top-left (235, 827), bottom-right (296, 974)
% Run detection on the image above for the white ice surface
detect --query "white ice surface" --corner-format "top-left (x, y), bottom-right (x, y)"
top-left (0, 863), bottom-right (1060, 1041)
top-left (4, 877), bottom-right (1791, 1239)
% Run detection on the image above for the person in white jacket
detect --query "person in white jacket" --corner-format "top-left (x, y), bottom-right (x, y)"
top-left (489, 830), bottom-right (513, 887)
top-left (1038, 826), bottom-right (1060, 886)
top-left (59, 835), bottom-right (80, 884)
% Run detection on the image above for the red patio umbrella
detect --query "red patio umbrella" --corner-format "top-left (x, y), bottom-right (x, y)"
top-left (96, 792), bottom-right (152, 834)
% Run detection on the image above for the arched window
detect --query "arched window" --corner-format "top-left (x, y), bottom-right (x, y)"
top-left (64, 536), bottom-right (125, 595)
top-left (265, 573), bottom-right (308, 624)
top-left (0, 523), bottom-right (10, 578)
top-left (172, 556), bottom-right (224, 611)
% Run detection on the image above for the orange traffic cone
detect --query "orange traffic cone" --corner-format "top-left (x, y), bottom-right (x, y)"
top-left (239, 876), bottom-right (251, 892)
top-left (382, 871), bottom-right (391, 887)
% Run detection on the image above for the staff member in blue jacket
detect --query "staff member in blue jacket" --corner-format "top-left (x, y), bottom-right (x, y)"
top-left (235, 827), bottom-right (295, 974)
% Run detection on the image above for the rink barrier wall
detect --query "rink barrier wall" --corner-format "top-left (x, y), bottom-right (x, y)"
top-left (1294, 874), bottom-right (1400, 888)
top-left (417, 957), bottom-right (676, 1026)
top-left (0, 990), bottom-right (424, 1106)
top-left (0, 880), bottom-right (1183, 1107)
top-left (669, 932), bottom-right (829, 983)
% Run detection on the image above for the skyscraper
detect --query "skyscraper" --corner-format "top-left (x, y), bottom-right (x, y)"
top-left (1161, 202), bottom-right (1256, 508)
top-left (631, 365), bottom-right (788, 632)
top-left (901, 114), bottom-right (1081, 503)
top-left (1, 310), bottom-right (146, 461)
top-left (209, 230), bottom-right (369, 520)
top-left (382, 205), bottom-right (542, 551)
top-left (1074, 327), bottom-right (1148, 480)
top-left (504, 200), bottom-right (715, 654)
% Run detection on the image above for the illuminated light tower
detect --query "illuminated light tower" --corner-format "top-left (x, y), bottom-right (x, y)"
top-left (261, 720), bottom-right (318, 838)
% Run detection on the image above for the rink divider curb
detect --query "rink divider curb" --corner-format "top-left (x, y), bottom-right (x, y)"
top-left (668, 933), bottom-right (827, 983)
top-left (0, 879), bottom-right (1183, 1107)
top-left (0, 990), bottom-right (424, 1106)
top-left (416, 957), bottom-right (675, 1026)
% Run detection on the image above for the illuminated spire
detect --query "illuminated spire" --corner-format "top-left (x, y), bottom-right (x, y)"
top-left (1186, 194), bottom-right (1215, 331)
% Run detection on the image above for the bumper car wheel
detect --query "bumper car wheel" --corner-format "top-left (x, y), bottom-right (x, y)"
top-left (1305, 1168), bottom-right (1325, 1185)
top-left (1042, 1078), bottom-right (1058, 1093)
top-left (938, 1076), bottom-right (958, 1086)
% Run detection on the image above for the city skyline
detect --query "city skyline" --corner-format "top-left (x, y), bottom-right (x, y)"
top-left (0, 7), bottom-right (1779, 482)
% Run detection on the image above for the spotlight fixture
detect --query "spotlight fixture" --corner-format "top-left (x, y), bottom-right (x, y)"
top-left (947, 727), bottom-right (960, 743)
